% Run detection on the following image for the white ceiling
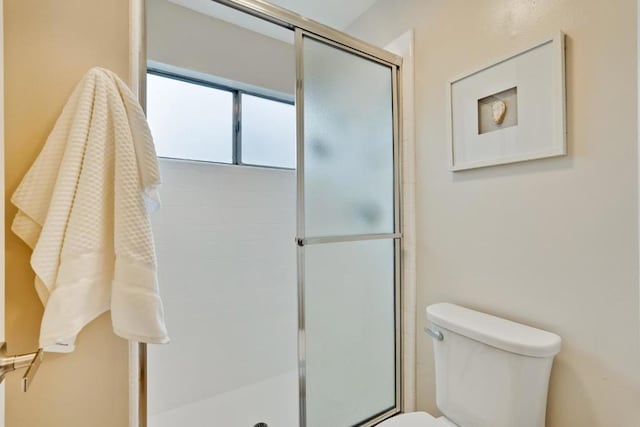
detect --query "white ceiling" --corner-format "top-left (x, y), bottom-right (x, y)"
top-left (169, 0), bottom-right (378, 43)
top-left (261, 0), bottom-right (379, 29)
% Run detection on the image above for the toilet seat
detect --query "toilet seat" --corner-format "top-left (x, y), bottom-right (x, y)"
top-left (377, 412), bottom-right (458, 427)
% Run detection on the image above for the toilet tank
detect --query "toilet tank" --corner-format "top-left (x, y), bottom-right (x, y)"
top-left (426, 303), bottom-right (561, 427)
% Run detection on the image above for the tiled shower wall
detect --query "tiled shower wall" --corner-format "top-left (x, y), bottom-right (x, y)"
top-left (149, 160), bottom-right (297, 422)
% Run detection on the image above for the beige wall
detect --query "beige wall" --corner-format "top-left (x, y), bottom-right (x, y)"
top-left (347, 0), bottom-right (640, 426)
top-left (4, 0), bottom-right (130, 426)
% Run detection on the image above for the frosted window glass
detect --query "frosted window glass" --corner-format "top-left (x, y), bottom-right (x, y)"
top-left (303, 37), bottom-right (395, 238)
top-left (242, 94), bottom-right (296, 168)
top-left (304, 239), bottom-right (396, 427)
top-left (147, 73), bottom-right (233, 163)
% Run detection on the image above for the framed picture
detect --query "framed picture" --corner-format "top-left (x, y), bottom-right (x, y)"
top-left (447, 32), bottom-right (566, 171)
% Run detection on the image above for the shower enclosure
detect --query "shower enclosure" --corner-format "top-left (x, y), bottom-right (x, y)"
top-left (141, 1), bottom-right (403, 426)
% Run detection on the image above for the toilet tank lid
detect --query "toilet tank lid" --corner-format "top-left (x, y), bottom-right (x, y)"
top-left (427, 303), bottom-right (561, 358)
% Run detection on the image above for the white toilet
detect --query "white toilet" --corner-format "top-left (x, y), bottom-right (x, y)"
top-left (381, 303), bottom-right (561, 427)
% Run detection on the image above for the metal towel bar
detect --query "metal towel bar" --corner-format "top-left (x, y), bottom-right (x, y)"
top-left (0, 342), bottom-right (44, 392)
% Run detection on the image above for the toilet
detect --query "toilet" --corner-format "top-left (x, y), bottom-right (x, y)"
top-left (381, 303), bottom-right (561, 427)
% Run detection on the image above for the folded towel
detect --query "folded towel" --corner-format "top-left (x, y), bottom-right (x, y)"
top-left (11, 67), bottom-right (169, 352)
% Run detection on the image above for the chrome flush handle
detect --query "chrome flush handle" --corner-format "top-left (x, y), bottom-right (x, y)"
top-left (0, 342), bottom-right (44, 392)
top-left (424, 327), bottom-right (444, 341)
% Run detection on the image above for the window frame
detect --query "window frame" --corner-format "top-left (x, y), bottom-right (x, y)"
top-left (147, 68), bottom-right (295, 170)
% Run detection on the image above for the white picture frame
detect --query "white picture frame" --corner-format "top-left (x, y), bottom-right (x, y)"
top-left (447, 32), bottom-right (566, 171)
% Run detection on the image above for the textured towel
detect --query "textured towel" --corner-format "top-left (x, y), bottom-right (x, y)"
top-left (11, 67), bottom-right (169, 352)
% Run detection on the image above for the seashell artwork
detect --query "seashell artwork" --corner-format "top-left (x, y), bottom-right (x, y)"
top-left (491, 100), bottom-right (507, 125)
top-left (477, 87), bottom-right (517, 134)
top-left (450, 33), bottom-right (566, 170)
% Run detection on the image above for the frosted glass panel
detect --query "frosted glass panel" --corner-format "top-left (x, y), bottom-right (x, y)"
top-left (303, 37), bottom-right (394, 237)
top-left (305, 239), bottom-right (396, 427)
top-left (242, 94), bottom-right (296, 168)
top-left (147, 73), bottom-right (233, 163)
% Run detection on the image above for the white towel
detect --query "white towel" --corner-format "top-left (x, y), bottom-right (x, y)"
top-left (11, 67), bottom-right (169, 352)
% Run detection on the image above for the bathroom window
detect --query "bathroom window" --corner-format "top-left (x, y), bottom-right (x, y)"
top-left (146, 73), bottom-right (234, 163)
top-left (241, 94), bottom-right (296, 169)
top-left (146, 70), bottom-right (295, 169)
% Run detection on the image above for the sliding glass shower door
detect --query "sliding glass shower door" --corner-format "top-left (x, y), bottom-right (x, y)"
top-left (295, 30), bottom-right (401, 427)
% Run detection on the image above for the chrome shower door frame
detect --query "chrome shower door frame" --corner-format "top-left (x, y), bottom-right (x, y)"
top-left (133, 1), bottom-right (403, 426)
top-left (294, 26), bottom-right (403, 427)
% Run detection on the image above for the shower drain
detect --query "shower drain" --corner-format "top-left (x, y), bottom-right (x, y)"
top-left (254, 423), bottom-right (268, 427)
